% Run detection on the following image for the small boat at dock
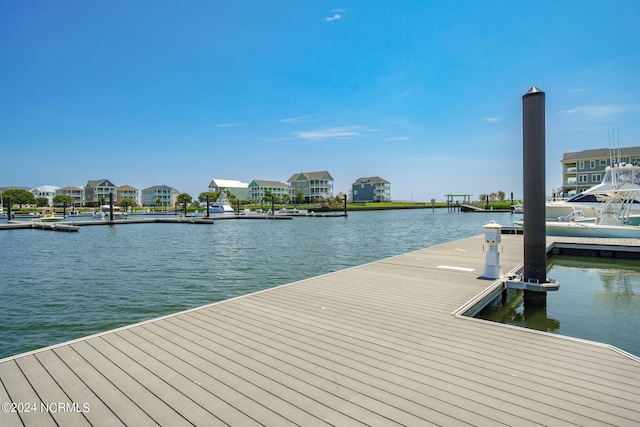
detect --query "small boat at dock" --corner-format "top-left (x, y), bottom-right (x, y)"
top-left (31, 209), bottom-right (64, 222)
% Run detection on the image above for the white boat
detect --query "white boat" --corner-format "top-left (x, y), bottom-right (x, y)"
top-left (92, 205), bottom-right (127, 220)
top-left (545, 190), bottom-right (640, 238)
top-left (208, 194), bottom-right (235, 214)
top-left (511, 202), bottom-right (523, 214)
top-left (31, 209), bottom-right (64, 222)
top-left (546, 162), bottom-right (640, 219)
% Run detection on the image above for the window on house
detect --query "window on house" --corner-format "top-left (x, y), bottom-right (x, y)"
top-left (599, 160), bottom-right (607, 166)
top-left (589, 160), bottom-right (595, 168)
top-left (592, 174), bottom-right (602, 183)
top-left (578, 161), bottom-right (584, 170)
top-left (578, 175), bottom-right (589, 183)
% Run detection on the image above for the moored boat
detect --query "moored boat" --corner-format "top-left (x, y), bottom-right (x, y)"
top-left (31, 209), bottom-right (64, 222)
top-left (546, 162), bottom-right (640, 219)
top-left (208, 193), bottom-right (235, 214)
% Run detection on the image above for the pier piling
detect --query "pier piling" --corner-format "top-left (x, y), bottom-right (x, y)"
top-left (522, 86), bottom-right (547, 305)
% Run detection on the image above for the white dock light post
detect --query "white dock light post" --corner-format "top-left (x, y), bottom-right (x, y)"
top-left (482, 221), bottom-right (502, 279)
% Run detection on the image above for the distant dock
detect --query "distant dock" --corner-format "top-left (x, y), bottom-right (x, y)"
top-left (1, 234), bottom-right (639, 425)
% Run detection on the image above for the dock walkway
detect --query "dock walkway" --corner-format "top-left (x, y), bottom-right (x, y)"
top-left (1, 234), bottom-right (639, 426)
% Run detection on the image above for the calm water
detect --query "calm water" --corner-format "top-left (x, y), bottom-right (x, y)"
top-left (477, 256), bottom-right (640, 357)
top-left (0, 209), bottom-right (515, 359)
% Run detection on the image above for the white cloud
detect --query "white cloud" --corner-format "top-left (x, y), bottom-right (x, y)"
top-left (565, 104), bottom-right (640, 118)
top-left (280, 115), bottom-right (313, 123)
top-left (326, 8), bottom-right (346, 21)
top-left (215, 123), bottom-right (243, 128)
top-left (386, 136), bottom-right (410, 141)
top-left (484, 117), bottom-right (501, 123)
top-left (294, 126), bottom-right (361, 140)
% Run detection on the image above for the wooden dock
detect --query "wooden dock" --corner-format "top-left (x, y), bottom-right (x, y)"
top-left (1, 234), bottom-right (639, 426)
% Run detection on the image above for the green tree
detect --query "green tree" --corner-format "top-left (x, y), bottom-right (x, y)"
top-left (53, 195), bottom-right (75, 207)
top-left (119, 198), bottom-right (136, 211)
top-left (98, 195), bottom-right (107, 206)
top-left (198, 191), bottom-right (219, 204)
top-left (497, 190), bottom-right (506, 201)
top-left (155, 197), bottom-right (162, 207)
top-left (294, 189), bottom-right (305, 204)
top-left (36, 197), bottom-right (49, 207)
top-left (1, 188), bottom-right (36, 208)
top-left (176, 193), bottom-right (192, 206)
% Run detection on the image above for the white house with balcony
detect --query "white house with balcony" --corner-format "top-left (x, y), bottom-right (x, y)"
top-left (248, 180), bottom-right (289, 201)
top-left (141, 185), bottom-right (179, 207)
top-left (287, 171), bottom-right (334, 202)
top-left (31, 185), bottom-right (60, 205)
top-left (55, 186), bottom-right (84, 206)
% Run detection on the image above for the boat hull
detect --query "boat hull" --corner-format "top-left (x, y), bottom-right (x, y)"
top-left (546, 221), bottom-right (640, 238)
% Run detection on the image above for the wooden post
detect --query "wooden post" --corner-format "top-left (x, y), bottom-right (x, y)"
top-left (7, 197), bottom-right (11, 220)
top-left (206, 195), bottom-right (210, 218)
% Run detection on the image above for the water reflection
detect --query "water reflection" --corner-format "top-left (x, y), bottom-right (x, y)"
top-left (476, 255), bottom-right (640, 356)
top-left (478, 289), bottom-right (560, 333)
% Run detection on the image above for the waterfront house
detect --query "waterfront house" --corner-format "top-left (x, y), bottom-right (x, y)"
top-left (351, 177), bottom-right (391, 202)
top-left (84, 179), bottom-right (117, 207)
top-left (287, 171), bottom-right (334, 202)
top-left (55, 186), bottom-right (84, 206)
top-left (248, 180), bottom-right (289, 201)
top-left (141, 185), bottom-right (179, 207)
top-left (208, 179), bottom-right (250, 200)
top-left (31, 185), bottom-right (60, 206)
top-left (558, 146), bottom-right (640, 197)
top-left (117, 185), bottom-right (139, 206)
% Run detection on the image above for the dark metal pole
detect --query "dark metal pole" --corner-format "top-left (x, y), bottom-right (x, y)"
top-left (109, 193), bottom-right (114, 222)
top-left (522, 86), bottom-right (547, 285)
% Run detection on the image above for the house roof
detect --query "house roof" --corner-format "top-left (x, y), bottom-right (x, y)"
top-left (86, 179), bottom-right (116, 188)
top-left (562, 146), bottom-right (640, 162)
top-left (31, 185), bottom-right (60, 193)
top-left (352, 176), bottom-right (389, 185)
top-left (249, 180), bottom-right (288, 188)
top-left (117, 185), bottom-right (138, 191)
top-left (57, 186), bottom-right (83, 191)
top-left (287, 171), bottom-right (333, 183)
top-left (142, 185), bottom-right (176, 191)
top-left (209, 179), bottom-right (249, 188)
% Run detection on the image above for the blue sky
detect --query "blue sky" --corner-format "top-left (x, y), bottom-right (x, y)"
top-left (1, 1), bottom-right (639, 201)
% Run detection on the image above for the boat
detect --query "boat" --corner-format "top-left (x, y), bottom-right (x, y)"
top-left (545, 190), bottom-right (640, 238)
top-left (92, 205), bottom-right (127, 220)
top-left (208, 193), bottom-right (235, 214)
top-left (546, 162), bottom-right (640, 220)
top-left (511, 202), bottom-right (524, 214)
top-left (31, 209), bottom-right (64, 222)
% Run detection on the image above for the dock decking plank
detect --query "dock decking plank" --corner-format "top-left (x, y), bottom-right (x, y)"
top-left (2, 233), bottom-right (640, 426)
top-left (0, 360), bottom-right (57, 426)
top-left (14, 355), bottom-right (91, 426)
top-left (33, 350), bottom-right (125, 426)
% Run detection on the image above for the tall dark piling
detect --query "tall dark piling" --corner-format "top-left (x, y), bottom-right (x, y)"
top-left (6, 197), bottom-right (11, 220)
top-left (206, 195), bottom-right (210, 218)
top-left (109, 193), bottom-right (114, 222)
top-left (522, 86), bottom-right (547, 305)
